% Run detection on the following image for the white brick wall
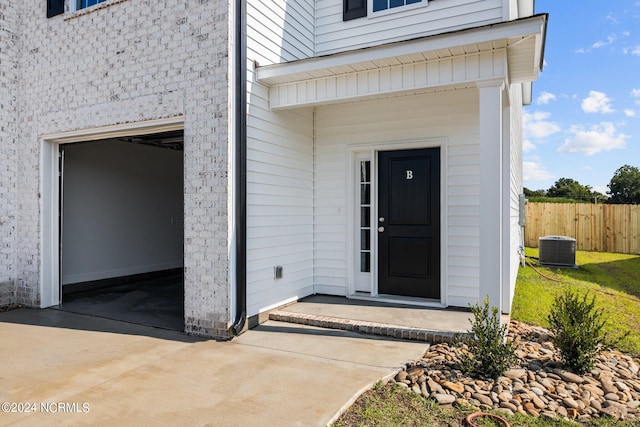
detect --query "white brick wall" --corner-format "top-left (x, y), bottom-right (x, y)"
top-left (0, 1), bottom-right (17, 306)
top-left (8, 0), bottom-right (233, 338)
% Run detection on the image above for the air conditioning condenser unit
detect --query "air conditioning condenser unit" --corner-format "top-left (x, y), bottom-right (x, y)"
top-left (538, 235), bottom-right (577, 268)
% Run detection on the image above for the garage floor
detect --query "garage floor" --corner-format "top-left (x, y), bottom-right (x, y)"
top-left (57, 273), bottom-right (184, 331)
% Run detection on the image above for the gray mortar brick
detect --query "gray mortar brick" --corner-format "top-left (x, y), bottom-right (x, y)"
top-left (0, 1), bottom-right (18, 307)
top-left (4, 0), bottom-right (233, 338)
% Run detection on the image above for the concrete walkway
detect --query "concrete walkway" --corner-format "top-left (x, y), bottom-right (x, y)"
top-left (0, 308), bottom-right (427, 427)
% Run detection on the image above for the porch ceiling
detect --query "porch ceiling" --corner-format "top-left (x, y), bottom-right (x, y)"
top-left (256, 14), bottom-right (547, 110)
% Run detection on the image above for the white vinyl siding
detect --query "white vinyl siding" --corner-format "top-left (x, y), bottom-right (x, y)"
top-left (314, 89), bottom-right (481, 306)
top-left (314, 138), bottom-right (350, 296)
top-left (247, 0), bottom-right (315, 65)
top-left (245, 88), bottom-right (315, 316)
top-left (446, 142), bottom-right (480, 307)
top-left (245, 0), bottom-right (534, 314)
top-left (506, 82), bottom-right (524, 311)
top-left (316, 0), bottom-right (504, 56)
top-left (246, 0), bottom-right (316, 317)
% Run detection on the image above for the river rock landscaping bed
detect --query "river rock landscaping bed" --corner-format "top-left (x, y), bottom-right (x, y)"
top-left (392, 320), bottom-right (640, 423)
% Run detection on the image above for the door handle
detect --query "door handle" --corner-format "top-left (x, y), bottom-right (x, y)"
top-left (378, 226), bottom-right (385, 232)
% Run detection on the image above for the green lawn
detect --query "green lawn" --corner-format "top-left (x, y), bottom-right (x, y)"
top-left (511, 248), bottom-right (640, 355)
top-left (332, 382), bottom-right (636, 427)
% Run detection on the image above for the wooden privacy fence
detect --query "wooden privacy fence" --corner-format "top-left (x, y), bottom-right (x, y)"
top-left (524, 202), bottom-right (640, 255)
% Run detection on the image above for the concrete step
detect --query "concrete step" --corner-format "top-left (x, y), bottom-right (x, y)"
top-left (269, 309), bottom-right (468, 344)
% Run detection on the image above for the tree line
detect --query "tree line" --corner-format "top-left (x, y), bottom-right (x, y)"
top-left (525, 164), bottom-right (640, 204)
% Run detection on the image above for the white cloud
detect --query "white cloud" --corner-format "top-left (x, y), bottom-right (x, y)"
top-left (633, 88), bottom-right (640, 104)
top-left (523, 139), bottom-right (536, 153)
top-left (527, 121), bottom-right (562, 139)
top-left (593, 185), bottom-right (609, 195)
top-left (523, 161), bottom-right (555, 182)
top-left (558, 122), bottom-right (628, 156)
top-left (579, 32), bottom-right (629, 54)
top-left (536, 91), bottom-right (557, 105)
top-left (625, 109), bottom-right (637, 117)
top-left (606, 14), bottom-right (618, 24)
top-left (633, 46), bottom-right (640, 56)
top-left (592, 34), bottom-right (617, 49)
top-left (581, 91), bottom-right (614, 114)
top-left (525, 111), bottom-right (551, 121)
top-left (523, 111), bottom-right (561, 139)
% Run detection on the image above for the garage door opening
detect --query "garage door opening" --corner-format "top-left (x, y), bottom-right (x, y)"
top-left (56, 130), bottom-right (184, 330)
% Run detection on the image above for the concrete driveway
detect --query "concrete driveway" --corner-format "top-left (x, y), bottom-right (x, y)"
top-left (0, 308), bottom-right (427, 427)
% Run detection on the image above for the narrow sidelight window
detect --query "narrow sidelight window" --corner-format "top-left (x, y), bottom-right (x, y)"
top-left (359, 161), bottom-right (371, 273)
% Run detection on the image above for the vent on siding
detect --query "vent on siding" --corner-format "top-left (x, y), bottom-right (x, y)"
top-left (538, 236), bottom-right (577, 268)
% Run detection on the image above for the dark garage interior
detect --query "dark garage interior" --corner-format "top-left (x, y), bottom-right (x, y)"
top-left (56, 131), bottom-right (185, 331)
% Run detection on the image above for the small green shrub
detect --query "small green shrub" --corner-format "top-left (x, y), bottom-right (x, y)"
top-left (459, 297), bottom-right (517, 379)
top-left (548, 290), bottom-right (628, 374)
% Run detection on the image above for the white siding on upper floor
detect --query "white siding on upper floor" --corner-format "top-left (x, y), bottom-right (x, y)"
top-left (314, 89), bottom-right (481, 307)
top-left (316, 0), bottom-right (504, 56)
top-left (248, 0), bottom-right (315, 66)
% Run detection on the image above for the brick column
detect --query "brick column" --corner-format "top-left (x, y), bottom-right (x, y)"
top-left (0, 1), bottom-right (17, 306)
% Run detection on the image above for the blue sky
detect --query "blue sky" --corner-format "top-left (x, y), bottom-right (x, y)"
top-left (523, 0), bottom-right (640, 195)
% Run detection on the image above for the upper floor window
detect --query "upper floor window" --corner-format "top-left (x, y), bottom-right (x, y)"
top-left (372, 0), bottom-right (421, 12)
top-left (78, 0), bottom-right (107, 9)
top-left (47, 0), bottom-right (109, 18)
top-left (343, 0), bottom-right (426, 21)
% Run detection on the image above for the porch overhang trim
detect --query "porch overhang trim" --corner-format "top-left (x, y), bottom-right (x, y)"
top-left (267, 53), bottom-right (509, 110)
top-left (256, 14), bottom-right (546, 110)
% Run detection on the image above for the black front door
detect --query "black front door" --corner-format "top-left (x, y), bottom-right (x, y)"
top-left (378, 148), bottom-right (440, 299)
